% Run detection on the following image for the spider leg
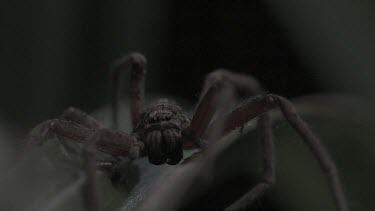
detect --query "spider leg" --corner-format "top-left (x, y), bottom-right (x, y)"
top-left (206, 95), bottom-right (349, 211)
top-left (189, 69), bottom-right (264, 145)
top-left (82, 131), bottom-right (102, 211)
top-left (61, 107), bottom-right (104, 129)
top-left (111, 52), bottom-right (147, 129)
top-left (198, 69), bottom-right (263, 102)
top-left (224, 114), bottom-right (275, 211)
top-left (188, 70), bottom-right (277, 209)
top-left (28, 119), bottom-right (142, 157)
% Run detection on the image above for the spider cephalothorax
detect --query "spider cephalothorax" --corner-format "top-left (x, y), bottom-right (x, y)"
top-left (29, 53), bottom-right (350, 211)
top-left (133, 98), bottom-right (191, 165)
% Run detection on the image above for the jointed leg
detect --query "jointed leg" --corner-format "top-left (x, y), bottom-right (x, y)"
top-left (28, 119), bottom-right (136, 157)
top-left (28, 119), bottom-right (92, 145)
top-left (198, 69), bottom-right (263, 103)
top-left (190, 80), bottom-right (234, 141)
top-left (191, 70), bottom-right (278, 210)
top-left (207, 95), bottom-right (349, 211)
top-left (190, 69), bottom-right (265, 145)
top-left (224, 114), bottom-right (275, 211)
top-left (111, 53), bottom-right (147, 129)
top-left (61, 107), bottom-right (104, 129)
top-left (82, 131), bottom-right (102, 211)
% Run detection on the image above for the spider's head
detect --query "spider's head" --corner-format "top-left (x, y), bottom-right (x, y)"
top-left (136, 99), bottom-right (190, 165)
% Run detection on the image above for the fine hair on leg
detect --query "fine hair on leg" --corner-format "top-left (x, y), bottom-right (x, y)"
top-left (192, 70), bottom-right (278, 210)
top-left (82, 131), bottom-right (102, 211)
top-left (191, 69), bottom-right (265, 142)
top-left (206, 95), bottom-right (349, 211)
top-left (224, 114), bottom-right (275, 211)
top-left (111, 53), bottom-right (147, 130)
top-left (61, 107), bottom-right (104, 129)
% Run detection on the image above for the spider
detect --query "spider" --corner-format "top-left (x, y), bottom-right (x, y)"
top-left (28, 53), bottom-right (349, 211)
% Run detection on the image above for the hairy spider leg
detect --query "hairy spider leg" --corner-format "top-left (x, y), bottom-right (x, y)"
top-left (190, 69), bottom-right (267, 144)
top-left (82, 130), bottom-right (102, 211)
top-left (222, 113), bottom-right (275, 211)
top-left (28, 109), bottom-right (144, 211)
top-left (204, 95), bottom-right (349, 211)
top-left (61, 107), bottom-right (104, 129)
top-left (191, 70), bottom-right (276, 210)
top-left (111, 52), bottom-right (147, 129)
top-left (197, 69), bottom-right (266, 136)
top-left (28, 119), bottom-right (136, 156)
top-left (189, 80), bottom-right (230, 142)
top-left (198, 69), bottom-right (263, 103)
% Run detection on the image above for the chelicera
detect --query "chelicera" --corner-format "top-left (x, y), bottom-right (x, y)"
top-left (28, 53), bottom-right (349, 211)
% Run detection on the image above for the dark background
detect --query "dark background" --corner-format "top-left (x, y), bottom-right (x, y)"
top-left (0, 1), bottom-right (324, 135)
top-left (2, 0), bottom-right (375, 135)
top-left (1, 1), bottom-right (375, 211)
top-left (2, 1), bottom-right (375, 135)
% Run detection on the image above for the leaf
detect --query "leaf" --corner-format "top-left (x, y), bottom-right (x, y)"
top-left (0, 95), bottom-right (373, 211)
top-left (132, 94), bottom-right (375, 211)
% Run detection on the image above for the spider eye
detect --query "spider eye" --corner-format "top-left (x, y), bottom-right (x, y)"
top-left (148, 118), bottom-right (157, 123)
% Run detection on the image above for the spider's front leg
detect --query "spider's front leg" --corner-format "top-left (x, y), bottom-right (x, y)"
top-left (187, 70), bottom-right (275, 210)
top-left (190, 69), bottom-right (264, 140)
top-left (28, 110), bottom-right (143, 158)
top-left (60, 107), bottom-right (105, 129)
top-left (28, 108), bottom-right (144, 211)
top-left (198, 69), bottom-right (263, 103)
top-left (82, 130), bottom-right (102, 211)
top-left (111, 52), bottom-right (146, 129)
top-left (188, 71), bottom-right (349, 211)
top-left (207, 95), bottom-right (349, 211)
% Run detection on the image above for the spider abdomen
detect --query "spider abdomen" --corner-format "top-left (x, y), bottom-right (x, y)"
top-left (145, 128), bottom-right (183, 165)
